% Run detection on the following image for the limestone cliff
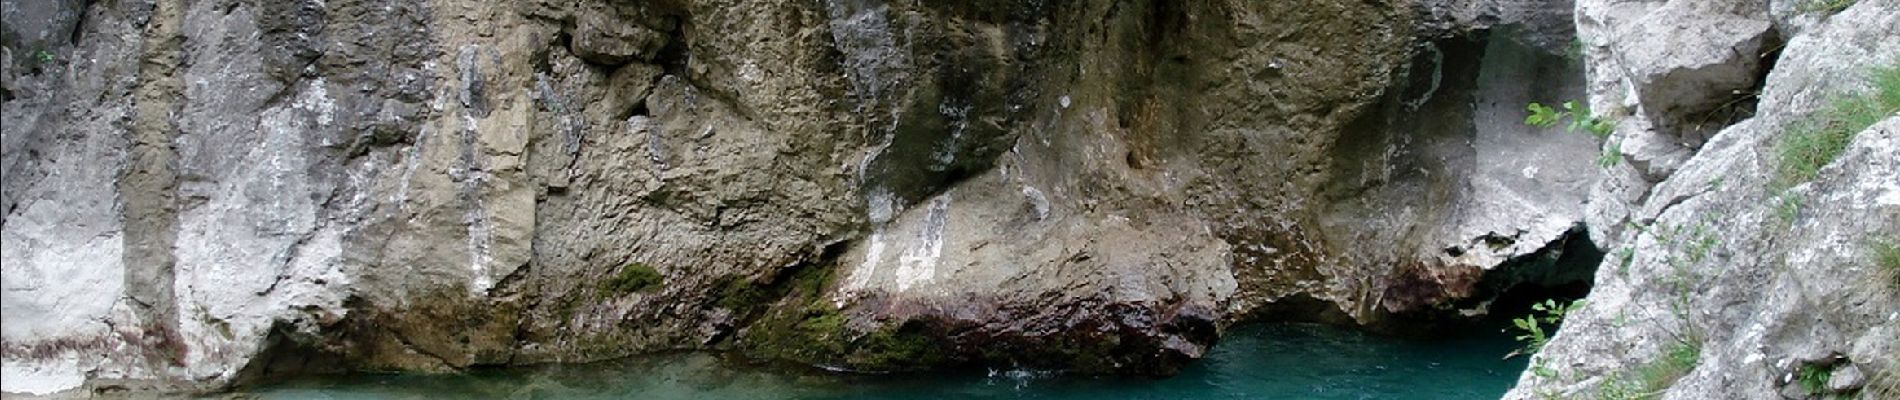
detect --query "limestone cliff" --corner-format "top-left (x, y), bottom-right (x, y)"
top-left (1506, 0), bottom-right (1900, 399)
top-left (4, 0), bottom-right (1613, 396)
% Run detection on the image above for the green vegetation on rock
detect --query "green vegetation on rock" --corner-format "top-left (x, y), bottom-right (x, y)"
top-left (729, 260), bottom-right (948, 372)
top-left (1776, 62), bottom-right (1900, 187)
top-left (1596, 337), bottom-right (1703, 400)
top-left (598, 262), bottom-right (664, 296)
top-left (1868, 350), bottom-right (1900, 400)
top-left (1873, 238), bottom-right (1900, 290)
top-left (1795, 0), bottom-right (1857, 14)
top-left (1526, 101), bottom-right (1617, 138)
top-left (1598, 139), bottom-right (1624, 167)
top-left (1508, 299), bottom-right (1581, 359)
top-left (1796, 363), bottom-right (1834, 396)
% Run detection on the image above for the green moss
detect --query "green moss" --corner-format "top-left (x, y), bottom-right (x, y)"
top-left (598, 262), bottom-right (663, 296)
top-left (715, 276), bottom-right (772, 311)
top-left (1776, 62), bottom-right (1900, 187)
top-left (849, 323), bottom-right (949, 369)
top-left (723, 256), bottom-right (954, 371)
top-left (748, 304), bottom-right (951, 371)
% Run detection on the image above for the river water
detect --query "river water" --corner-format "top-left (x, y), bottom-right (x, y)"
top-left (247, 323), bottom-right (1529, 399)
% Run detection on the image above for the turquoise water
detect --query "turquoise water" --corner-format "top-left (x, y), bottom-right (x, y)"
top-left (248, 324), bottom-right (1529, 400)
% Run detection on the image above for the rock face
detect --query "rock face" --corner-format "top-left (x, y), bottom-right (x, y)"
top-left (1506, 1), bottom-right (1900, 399)
top-left (0, 0), bottom-right (1613, 396)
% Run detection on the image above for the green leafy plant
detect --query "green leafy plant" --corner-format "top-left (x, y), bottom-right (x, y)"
top-left (1797, 363), bottom-right (1834, 395)
top-left (1599, 139), bottom-right (1624, 167)
top-left (34, 50), bottom-right (54, 63)
top-left (1508, 299), bottom-right (1583, 358)
top-left (1776, 63), bottom-right (1900, 186)
top-left (1527, 101), bottom-right (1617, 138)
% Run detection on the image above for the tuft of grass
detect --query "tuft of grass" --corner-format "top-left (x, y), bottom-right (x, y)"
top-left (1866, 353), bottom-right (1900, 400)
top-left (598, 262), bottom-right (664, 296)
top-left (1796, 0), bottom-right (1857, 14)
top-left (1776, 193), bottom-right (1805, 224)
top-left (1776, 63), bottom-right (1900, 187)
top-left (1873, 239), bottom-right (1900, 290)
top-left (1597, 337), bottom-right (1703, 400)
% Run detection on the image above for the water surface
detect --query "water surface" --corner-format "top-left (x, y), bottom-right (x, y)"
top-left (250, 323), bottom-right (1529, 400)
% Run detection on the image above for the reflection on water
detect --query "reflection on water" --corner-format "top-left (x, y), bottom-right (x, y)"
top-left (247, 324), bottom-right (1528, 400)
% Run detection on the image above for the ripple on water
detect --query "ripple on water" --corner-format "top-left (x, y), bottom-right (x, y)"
top-left (248, 324), bottom-right (1529, 400)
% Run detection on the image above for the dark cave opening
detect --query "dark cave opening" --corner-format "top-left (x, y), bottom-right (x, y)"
top-left (1459, 225), bottom-right (1605, 339)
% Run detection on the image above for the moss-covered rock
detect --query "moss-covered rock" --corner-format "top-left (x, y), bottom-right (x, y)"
top-left (598, 262), bottom-right (663, 297)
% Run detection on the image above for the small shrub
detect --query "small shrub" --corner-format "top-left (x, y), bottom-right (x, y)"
top-left (34, 50), bottom-right (54, 63)
top-left (1776, 63), bottom-right (1900, 186)
top-left (599, 262), bottom-right (663, 296)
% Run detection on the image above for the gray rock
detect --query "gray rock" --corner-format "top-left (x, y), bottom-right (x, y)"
top-left (1828, 364), bottom-right (1866, 393)
top-left (571, 10), bottom-right (667, 66)
top-left (1505, 1), bottom-right (1900, 399)
top-left (0, 0), bottom-right (1776, 395)
top-left (1610, 1), bottom-right (1774, 135)
top-left (0, 0), bottom-right (84, 59)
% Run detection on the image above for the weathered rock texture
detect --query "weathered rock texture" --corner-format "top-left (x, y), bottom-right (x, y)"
top-left (3, 0), bottom-right (1607, 396)
top-left (1507, 0), bottom-right (1900, 399)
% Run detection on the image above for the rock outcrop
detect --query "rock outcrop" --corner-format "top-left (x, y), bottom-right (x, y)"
top-left (1507, 0), bottom-right (1900, 399)
top-left (2, 0), bottom-right (1617, 396)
